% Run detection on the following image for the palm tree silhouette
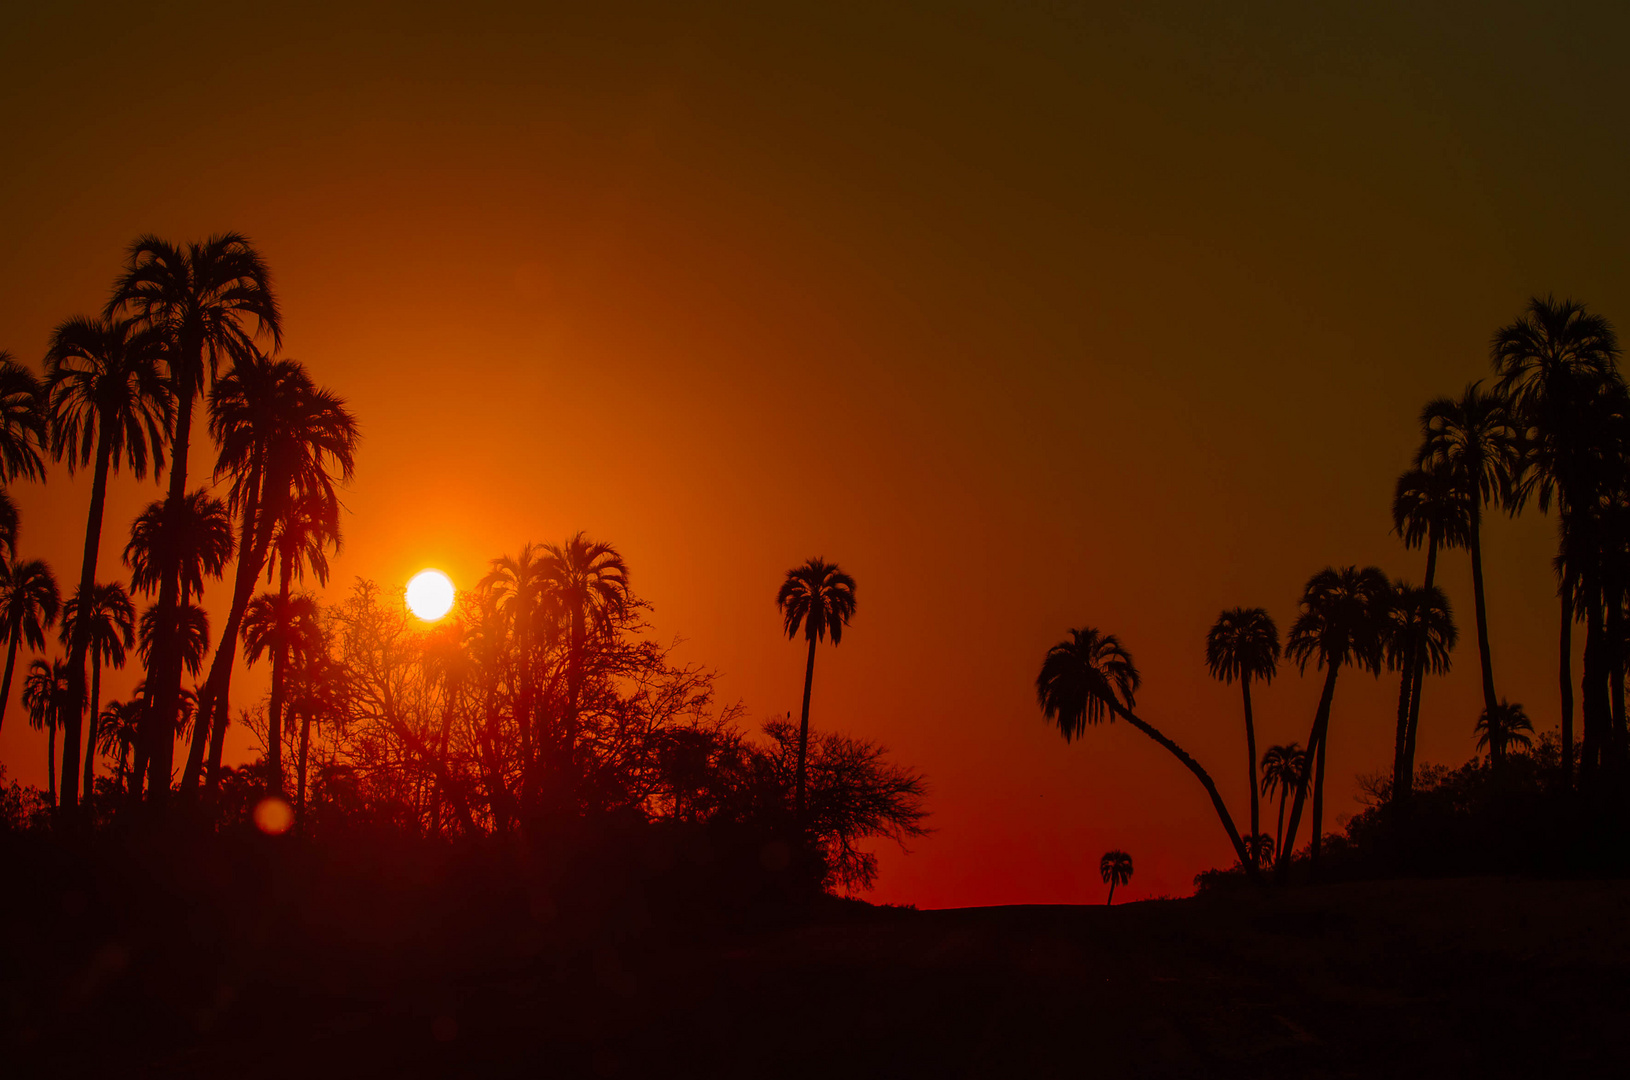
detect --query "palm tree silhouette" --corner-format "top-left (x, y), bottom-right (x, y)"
top-left (24, 658), bottom-right (67, 805)
top-left (776, 557), bottom-right (856, 825)
top-left (108, 233), bottom-right (280, 806)
top-left (1100, 849), bottom-right (1133, 905)
top-left (0, 351), bottom-right (47, 486)
top-left (96, 698), bottom-right (143, 796)
top-left (1493, 296), bottom-right (1622, 785)
top-left (1384, 582), bottom-right (1456, 803)
top-left (481, 544), bottom-right (547, 810)
top-left (139, 602), bottom-right (211, 679)
top-left (1415, 384), bottom-right (1521, 722)
top-left (287, 641), bottom-right (346, 823)
top-left (44, 314), bottom-right (171, 812)
top-left (1476, 699), bottom-right (1535, 766)
top-left (188, 358), bottom-right (355, 796)
top-left (1259, 742), bottom-right (1305, 860)
top-left (124, 490), bottom-right (234, 605)
top-left (0, 489), bottom-right (17, 572)
top-left (0, 559), bottom-right (60, 739)
top-left (1205, 608), bottom-right (1280, 850)
top-left (541, 533), bottom-right (630, 801)
top-left (58, 582), bottom-right (136, 801)
top-left (242, 591), bottom-right (322, 792)
top-left (1037, 627), bottom-right (1252, 870)
top-left (1278, 566), bottom-right (1391, 874)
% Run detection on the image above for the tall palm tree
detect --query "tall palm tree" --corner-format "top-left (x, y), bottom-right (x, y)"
top-left (1037, 627), bottom-right (1252, 871)
top-left (1204, 607), bottom-right (1279, 848)
top-left (1099, 849), bottom-right (1133, 906)
top-left (190, 361), bottom-right (356, 795)
top-left (1476, 699), bottom-right (1535, 766)
top-left (124, 490), bottom-right (233, 605)
top-left (1259, 742), bottom-right (1306, 860)
top-left (0, 559), bottom-right (60, 738)
top-left (108, 233), bottom-right (280, 806)
top-left (24, 658), bottom-right (66, 805)
top-left (541, 533), bottom-right (631, 804)
top-left (59, 582), bottom-right (136, 801)
top-left (1385, 583), bottom-right (1456, 803)
top-left (1493, 297), bottom-right (1622, 785)
top-left (44, 315), bottom-right (171, 812)
top-left (776, 557), bottom-right (855, 825)
top-left (0, 352), bottom-right (47, 487)
top-left (1278, 566), bottom-right (1391, 874)
top-left (481, 544), bottom-right (546, 810)
top-left (1415, 384), bottom-right (1522, 722)
top-left (241, 591), bottom-right (322, 792)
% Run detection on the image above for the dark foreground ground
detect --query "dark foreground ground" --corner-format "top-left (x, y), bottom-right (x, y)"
top-left (7, 860), bottom-right (1630, 1079)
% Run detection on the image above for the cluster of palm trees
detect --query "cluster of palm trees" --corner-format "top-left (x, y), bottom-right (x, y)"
top-left (1036, 296), bottom-right (1626, 880)
top-left (0, 233), bottom-right (358, 819)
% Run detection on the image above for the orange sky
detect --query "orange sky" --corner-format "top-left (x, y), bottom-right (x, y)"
top-left (2, 2), bottom-right (1628, 906)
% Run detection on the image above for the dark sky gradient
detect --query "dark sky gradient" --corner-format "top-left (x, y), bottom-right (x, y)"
top-left (2, 1), bottom-right (1627, 904)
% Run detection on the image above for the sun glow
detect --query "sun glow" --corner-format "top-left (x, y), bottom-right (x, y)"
top-left (406, 569), bottom-right (456, 621)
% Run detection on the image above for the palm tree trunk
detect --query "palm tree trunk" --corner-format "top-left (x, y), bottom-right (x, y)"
top-left (1242, 676), bottom-right (1259, 846)
top-left (61, 432), bottom-right (113, 815)
top-left (1581, 595), bottom-right (1608, 789)
top-left (1275, 787), bottom-right (1287, 858)
top-left (296, 707), bottom-right (312, 827)
top-left (1609, 592), bottom-right (1627, 779)
top-left (1468, 510), bottom-right (1499, 717)
top-left (47, 721), bottom-right (57, 805)
top-left (1106, 880), bottom-right (1115, 906)
top-left (266, 552), bottom-right (293, 793)
top-left (794, 633), bottom-right (818, 826)
top-left (1391, 656), bottom-right (1415, 804)
top-left (82, 650), bottom-right (102, 806)
top-left (1395, 536), bottom-right (1439, 804)
top-left (1277, 661), bottom-right (1340, 878)
top-left (1111, 702), bottom-right (1253, 872)
top-left (1311, 736), bottom-right (1329, 862)
top-left (1560, 577), bottom-right (1576, 786)
top-left (0, 634), bottom-right (20, 738)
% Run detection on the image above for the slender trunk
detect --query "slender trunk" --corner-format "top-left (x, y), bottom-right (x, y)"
top-left (1467, 509), bottom-right (1499, 717)
top-left (564, 605), bottom-right (585, 805)
top-left (82, 648), bottom-right (102, 805)
top-left (61, 433), bottom-right (113, 815)
top-left (144, 366), bottom-right (198, 807)
top-left (794, 634), bottom-right (818, 825)
top-left (516, 609), bottom-right (532, 818)
top-left (1311, 735), bottom-right (1329, 864)
top-left (1610, 593), bottom-right (1627, 778)
top-left (1242, 676), bottom-right (1259, 848)
top-left (202, 488), bottom-right (275, 795)
top-left (1277, 661), bottom-right (1341, 879)
top-left (0, 635), bottom-right (19, 738)
top-left (1560, 576), bottom-right (1576, 786)
top-left (1275, 787), bottom-right (1287, 858)
top-left (183, 479), bottom-right (259, 794)
top-left (1400, 538), bottom-right (1442, 800)
top-left (1581, 595), bottom-right (1608, 789)
top-left (47, 722), bottom-right (57, 805)
top-left (296, 707), bottom-right (311, 827)
top-left (1111, 702), bottom-right (1253, 872)
top-left (1106, 881), bottom-right (1115, 906)
top-left (266, 551), bottom-right (292, 792)
top-left (1391, 652), bottom-right (1415, 804)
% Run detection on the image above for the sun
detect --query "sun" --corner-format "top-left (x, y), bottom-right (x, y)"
top-left (406, 569), bottom-right (456, 620)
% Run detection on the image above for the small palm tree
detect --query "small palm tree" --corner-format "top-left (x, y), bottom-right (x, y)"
top-left (0, 352), bottom-right (47, 486)
top-left (96, 698), bottom-right (144, 796)
top-left (0, 559), bottom-right (61, 738)
top-left (776, 557), bottom-right (856, 824)
top-left (1037, 627), bottom-right (1252, 871)
top-left (1259, 742), bottom-right (1306, 860)
top-left (1385, 583), bottom-right (1456, 804)
top-left (124, 490), bottom-right (233, 605)
top-left (1476, 699), bottom-right (1534, 767)
top-left (59, 582), bottom-right (136, 800)
top-left (24, 658), bottom-right (67, 805)
top-left (1205, 607), bottom-right (1280, 850)
top-left (1100, 849), bottom-right (1133, 905)
top-left (241, 591), bottom-right (322, 792)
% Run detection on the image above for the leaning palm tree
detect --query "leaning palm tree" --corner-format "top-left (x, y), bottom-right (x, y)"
top-left (0, 558), bottom-right (60, 738)
top-left (1476, 699), bottom-right (1535, 768)
top-left (1259, 742), bottom-right (1305, 860)
top-left (108, 232), bottom-right (280, 805)
top-left (1278, 566), bottom-right (1391, 874)
top-left (241, 591), bottom-right (322, 792)
top-left (24, 658), bottom-right (65, 805)
top-left (1037, 627), bottom-right (1252, 871)
top-left (1414, 384), bottom-right (1522, 721)
top-left (1385, 583), bottom-right (1456, 804)
top-left (0, 352), bottom-right (47, 487)
top-left (58, 582), bottom-right (136, 800)
top-left (1205, 607), bottom-right (1280, 849)
top-left (44, 315), bottom-right (171, 812)
top-left (540, 533), bottom-right (631, 801)
top-left (1100, 849), bottom-right (1133, 906)
top-left (776, 557), bottom-right (856, 824)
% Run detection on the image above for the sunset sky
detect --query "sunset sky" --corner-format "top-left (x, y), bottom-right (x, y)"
top-left (3, 1), bottom-right (1628, 905)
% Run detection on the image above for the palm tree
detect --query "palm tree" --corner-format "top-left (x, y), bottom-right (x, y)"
top-left (58, 582), bottom-right (136, 802)
top-left (1037, 627), bottom-right (1252, 871)
top-left (1100, 849), bottom-right (1133, 906)
top-left (44, 315), bottom-right (171, 812)
top-left (24, 658), bottom-right (66, 805)
top-left (1259, 743), bottom-right (1305, 860)
top-left (775, 557), bottom-right (856, 825)
top-left (1205, 607), bottom-right (1280, 849)
top-left (139, 602), bottom-right (211, 679)
top-left (1385, 583), bottom-right (1456, 803)
top-left (0, 352), bottom-right (47, 486)
top-left (1415, 384), bottom-right (1522, 722)
top-left (0, 490), bottom-right (17, 571)
top-left (1278, 566), bottom-right (1391, 874)
top-left (108, 232), bottom-right (280, 806)
top-left (241, 591), bottom-right (322, 792)
top-left (481, 544), bottom-right (547, 810)
top-left (0, 559), bottom-right (60, 738)
top-left (124, 490), bottom-right (234, 605)
top-left (1476, 699), bottom-right (1535, 767)
top-left (189, 360), bottom-right (356, 796)
top-left (541, 533), bottom-right (631, 804)
top-left (96, 698), bottom-right (143, 796)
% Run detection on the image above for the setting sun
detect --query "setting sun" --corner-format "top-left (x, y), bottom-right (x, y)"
top-left (406, 569), bottom-right (456, 621)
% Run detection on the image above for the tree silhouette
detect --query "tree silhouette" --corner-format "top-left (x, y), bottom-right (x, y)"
top-left (1384, 582), bottom-right (1456, 804)
top-left (124, 490), bottom-right (233, 605)
top-left (1099, 849), bottom-right (1133, 905)
top-left (108, 232), bottom-right (280, 807)
top-left (58, 582), bottom-right (135, 801)
top-left (24, 658), bottom-right (67, 805)
top-left (1259, 742), bottom-right (1305, 860)
top-left (1205, 607), bottom-right (1279, 852)
top-left (1278, 566), bottom-right (1391, 874)
top-left (1037, 627), bottom-right (1252, 871)
top-left (776, 557), bottom-right (856, 826)
top-left (0, 489), bottom-right (16, 572)
top-left (44, 314), bottom-right (171, 812)
top-left (242, 591), bottom-right (323, 792)
top-left (541, 533), bottom-right (631, 804)
top-left (1476, 699), bottom-right (1535, 767)
top-left (0, 559), bottom-right (60, 739)
top-left (139, 602), bottom-right (211, 679)
top-left (96, 698), bottom-right (143, 796)
top-left (0, 351), bottom-right (47, 486)
top-left (481, 544), bottom-right (547, 811)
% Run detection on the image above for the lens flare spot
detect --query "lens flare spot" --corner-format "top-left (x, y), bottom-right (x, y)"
top-left (407, 569), bottom-right (456, 620)
top-left (253, 796), bottom-right (294, 835)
